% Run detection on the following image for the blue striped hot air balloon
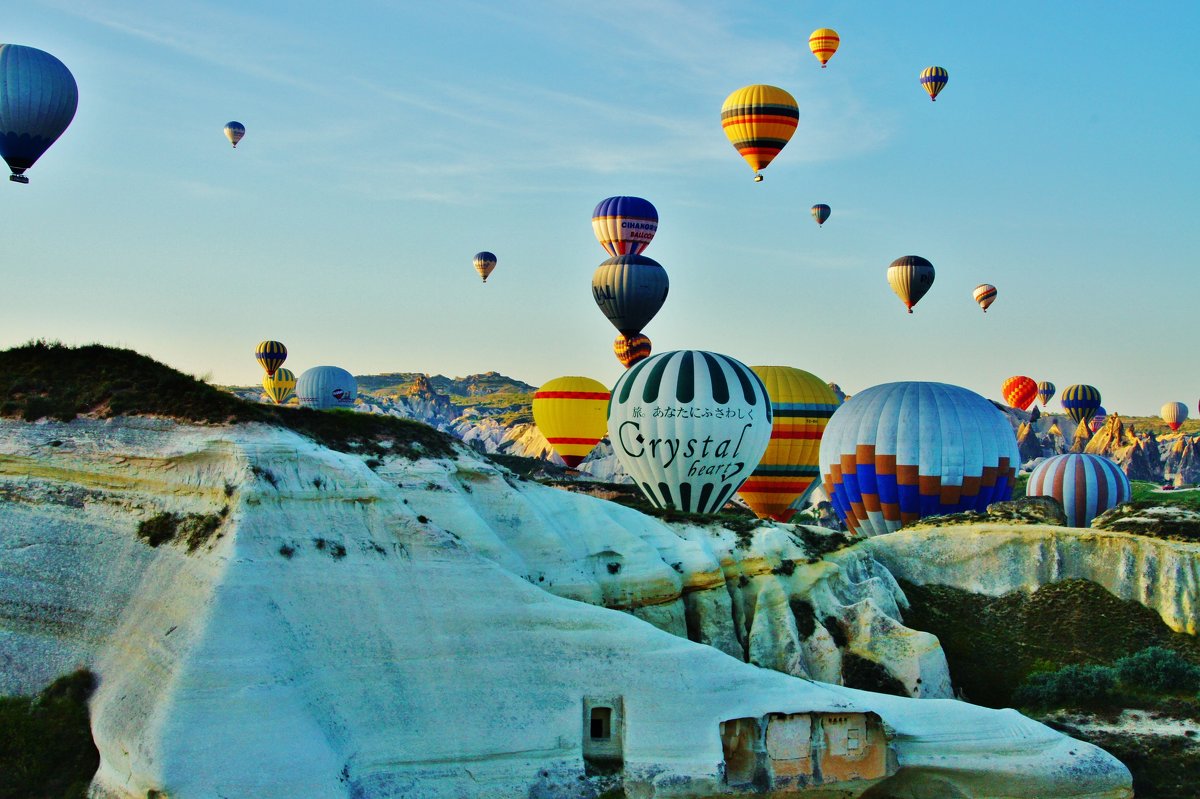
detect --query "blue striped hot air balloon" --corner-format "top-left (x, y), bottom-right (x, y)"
top-left (920, 66), bottom-right (949, 102)
top-left (811, 204), bottom-right (831, 227)
top-left (255, 340), bottom-right (287, 378)
top-left (1027, 453), bottom-right (1130, 528)
top-left (819, 382), bottom-right (1020, 536)
top-left (0, 44), bottom-right (78, 184)
top-left (1061, 384), bottom-right (1101, 426)
top-left (592, 196), bottom-right (658, 256)
top-left (1037, 381), bottom-right (1056, 407)
top-left (608, 350), bottom-right (773, 514)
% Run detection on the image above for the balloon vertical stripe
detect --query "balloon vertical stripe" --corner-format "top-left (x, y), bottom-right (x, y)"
top-left (1028, 453), bottom-right (1130, 527)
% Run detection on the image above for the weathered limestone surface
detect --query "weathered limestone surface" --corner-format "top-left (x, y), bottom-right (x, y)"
top-left (0, 419), bottom-right (1132, 798)
top-left (860, 524), bottom-right (1200, 635)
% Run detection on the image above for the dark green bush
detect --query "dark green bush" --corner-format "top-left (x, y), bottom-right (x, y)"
top-left (0, 669), bottom-right (99, 799)
top-left (1013, 663), bottom-right (1118, 708)
top-left (1114, 646), bottom-right (1200, 694)
top-left (136, 513), bottom-right (179, 547)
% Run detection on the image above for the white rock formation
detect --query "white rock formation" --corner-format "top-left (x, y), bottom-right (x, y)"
top-left (0, 418), bottom-right (1132, 798)
top-left (861, 524), bottom-right (1200, 635)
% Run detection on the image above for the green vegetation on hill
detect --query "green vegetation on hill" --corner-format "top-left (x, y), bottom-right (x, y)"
top-left (0, 342), bottom-right (455, 459)
top-left (1130, 481), bottom-right (1200, 509)
top-left (0, 669), bottom-right (99, 799)
top-left (355, 371), bottom-right (536, 398)
top-left (898, 578), bottom-right (1200, 709)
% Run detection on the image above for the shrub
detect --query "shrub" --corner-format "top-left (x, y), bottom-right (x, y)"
top-left (137, 513), bottom-right (179, 547)
top-left (0, 669), bottom-right (99, 799)
top-left (136, 511), bottom-right (223, 551)
top-left (1114, 646), bottom-right (1200, 694)
top-left (1013, 663), bottom-right (1118, 708)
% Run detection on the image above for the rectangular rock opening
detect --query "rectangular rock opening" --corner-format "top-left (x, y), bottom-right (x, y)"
top-left (583, 696), bottom-right (624, 776)
top-left (590, 706), bottom-right (611, 740)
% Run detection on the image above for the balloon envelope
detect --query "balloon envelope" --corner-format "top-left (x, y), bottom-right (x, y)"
top-left (808, 29), bottom-right (840, 67)
top-left (224, 121), bottom-right (245, 147)
top-left (255, 340), bottom-right (287, 377)
top-left (887, 256), bottom-right (935, 313)
top-left (296, 366), bottom-right (357, 410)
top-left (473, 251), bottom-right (497, 283)
top-left (737, 366), bottom-right (840, 522)
top-left (720, 85), bottom-right (798, 180)
top-left (1027, 453), bottom-right (1130, 528)
top-left (0, 44), bottom-right (78, 182)
top-left (811, 204), bottom-right (831, 226)
top-left (608, 350), bottom-right (772, 514)
top-left (819, 381), bottom-right (1020, 536)
top-left (1061, 384), bottom-right (1101, 426)
top-left (1162, 401), bottom-right (1188, 432)
top-left (532, 376), bottom-right (611, 468)
top-left (592, 196), bottom-right (658, 256)
top-left (973, 284), bottom-right (997, 312)
top-left (1037, 381), bottom-right (1056, 407)
top-left (614, 333), bottom-right (652, 369)
top-left (1089, 407), bottom-right (1108, 433)
top-left (592, 254), bottom-right (669, 336)
top-left (262, 368), bottom-right (297, 405)
top-left (1002, 376), bottom-right (1038, 411)
top-left (920, 66), bottom-right (948, 101)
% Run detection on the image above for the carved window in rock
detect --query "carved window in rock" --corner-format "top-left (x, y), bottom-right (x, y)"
top-left (590, 706), bottom-right (612, 739)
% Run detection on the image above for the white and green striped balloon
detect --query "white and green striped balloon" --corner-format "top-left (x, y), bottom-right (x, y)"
top-left (607, 350), bottom-right (772, 514)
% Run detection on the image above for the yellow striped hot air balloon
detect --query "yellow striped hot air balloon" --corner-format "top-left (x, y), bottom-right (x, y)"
top-left (532, 376), bottom-right (611, 468)
top-left (737, 366), bottom-right (840, 522)
top-left (720, 85), bottom-right (799, 182)
top-left (262, 368), bottom-right (297, 405)
top-left (920, 66), bottom-right (949, 102)
top-left (808, 28), bottom-right (840, 68)
top-left (255, 340), bottom-right (287, 377)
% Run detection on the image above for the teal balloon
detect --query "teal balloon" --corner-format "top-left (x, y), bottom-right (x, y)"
top-left (296, 366), bottom-right (357, 410)
top-left (591, 254), bottom-right (669, 337)
top-left (0, 44), bottom-right (78, 183)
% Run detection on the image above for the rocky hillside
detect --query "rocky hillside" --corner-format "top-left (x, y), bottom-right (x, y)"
top-left (0, 345), bottom-right (1136, 798)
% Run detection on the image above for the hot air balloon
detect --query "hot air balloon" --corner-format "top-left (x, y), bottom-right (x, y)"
top-left (1089, 406), bottom-right (1108, 433)
top-left (737, 366), bottom-right (840, 522)
top-left (811, 204), bottom-right (831, 227)
top-left (592, 254), bottom-right (669, 336)
top-left (1162, 401), bottom-right (1189, 432)
top-left (1037, 381), bottom-right (1056, 407)
top-left (262, 368), bottom-right (297, 405)
top-left (887, 255), bottom-right (935, 313)
top-left (973, 284), bottom-right (997, 312)
top-left (592, 196), bottom-right (658, 256)
top-left (1061, 384), bottom-right (1101, 427)
top-left (720, 85), bottom-right (799, 182)
top-left (920, 67), bottom-right (948, 102)
top-left (296, 366), bottom-right (357, 410)
top-left (532, 376), bottom-right (611, 468)
top-left (608, 350), bottom-right (772, 514)
top-left (614, 334), bottom-right (652, 369)
top-left (819, 381), bottom-right (1020, 536)
top-left (0, 45), bottom-right (79, 184)
top-left (473, 251), bottom-right (497, 283)
top-left (255, 340), bottom-right (287, 378)
top-left (1027, 453), bottom-right (1130, 528)
top-left (224, 121), bottom-right (245, 148)
top-left (1002, 376), bottom-right (1038, 411)
top-left (808, 29), bottom-right (840, 68)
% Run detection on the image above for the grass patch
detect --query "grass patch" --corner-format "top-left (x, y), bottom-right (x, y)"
top-left (0, 341), bottom-right (455, 460)
top-left (1130, 481), bottom-right (1200, 509)
top-left (0, 669), bottom-right (99, 799)
top-left (899, 578), bottom-right (1200, 708)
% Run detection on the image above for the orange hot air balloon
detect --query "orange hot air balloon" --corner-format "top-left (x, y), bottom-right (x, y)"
top-left (614, 334), bottom-right (651, 369)
top-left (532, 376), bottom-right (611, 468)
top-left (808, 28), bottom-right (840, 68)
top-left (1002, 375), bottom-right (1038, 411)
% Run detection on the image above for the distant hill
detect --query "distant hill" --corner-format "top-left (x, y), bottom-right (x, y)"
top-left (355, 371), bottom-right (536, 399)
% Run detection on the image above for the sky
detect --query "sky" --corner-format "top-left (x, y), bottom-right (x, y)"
top-left (3, 1), bottom-right (1199, 415)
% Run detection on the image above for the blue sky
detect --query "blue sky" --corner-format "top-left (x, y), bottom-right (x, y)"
top-left (3, 1), bottom-right (1198, 415)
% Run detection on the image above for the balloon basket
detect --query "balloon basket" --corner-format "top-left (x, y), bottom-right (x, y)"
top-left (753, 174), bottom-right (763, 183)
top-left (9, 174), bottom-right (29, 184)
